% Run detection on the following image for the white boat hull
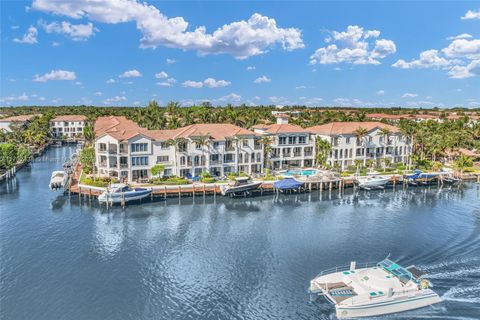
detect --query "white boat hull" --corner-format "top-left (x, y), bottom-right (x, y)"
top-left (335, 292), bottom-right (442, 318)
top-left (357, 177), bottom-right (390, 188)
top-left (98, 189), bottom-right (152, 203)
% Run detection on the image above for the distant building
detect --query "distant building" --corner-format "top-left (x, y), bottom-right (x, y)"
top-left (308, 122), bottom-right (412, 170)
top-left (0, 114), bottom-right (40, 132)
top-left (50, 115), bottom-right (87, 139)
top-left (252, 114), bottom-right (315, 169)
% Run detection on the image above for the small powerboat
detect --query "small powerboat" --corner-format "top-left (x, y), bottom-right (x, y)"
top-left (98, 183), bottom-right (152, 204)
top-left (309, 257), bottom-right (441, 318)
top-left (356, 175), bottom-right (390, 189)
top-left (220, 177), bottom-right (262, 196)
top-left (49, 171), bottom-right (68, 190)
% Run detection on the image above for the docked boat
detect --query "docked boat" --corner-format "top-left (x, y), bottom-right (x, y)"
top-left (220, 177), bottom-right (262, 196)
top-left (309, 257), bottom-right (441, 318)
top-left (98, 183), bottom-right (152, 204)
top-left (356, 175), bottom-right (391, 189)
top-left (49, 171), bottom-right (68, 190)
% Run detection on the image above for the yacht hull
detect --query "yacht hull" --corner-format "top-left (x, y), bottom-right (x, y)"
top-left (220, 182), bottom-right (262, 196)
top-left (98, 189), bottom-right (152, 204)
top-left (335, 293), bottom-right (442, 318)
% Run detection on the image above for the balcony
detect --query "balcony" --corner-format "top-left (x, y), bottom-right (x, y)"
top-left (225, 147), bottom-right (235, 152)
top-left (99, 162), bottom-right (107, 168)
top-left (120, 163), bottom-right (129, 169)
top-left (210, 160), bottom-right (222, 165)
top-left (293, 152), bottom-right (302, 157)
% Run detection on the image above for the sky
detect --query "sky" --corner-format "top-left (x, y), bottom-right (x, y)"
top-left (1, 0), bottom-right (480, 108)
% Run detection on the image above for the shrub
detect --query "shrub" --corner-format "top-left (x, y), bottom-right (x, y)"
top-left (150, 176), bottom-right (189, 185)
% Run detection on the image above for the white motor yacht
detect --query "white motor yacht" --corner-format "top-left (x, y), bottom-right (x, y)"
top-left (98, 183), bottom-right (152, 204)
top-left (356, 175), bottom-right (391, 189)
top-left (49, 171), bottom-right (68, 190)
top-left (309, 257), bottom-right (441, 318)
top-left (220, 177), bottom-right (262, 196)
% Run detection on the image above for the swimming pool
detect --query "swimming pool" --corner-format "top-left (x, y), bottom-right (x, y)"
top-left (285, 169), bottom-right (318, 176)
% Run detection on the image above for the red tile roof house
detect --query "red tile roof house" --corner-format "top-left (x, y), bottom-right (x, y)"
top-left (0, 114), bottom-right (41, 132)
top-left (50, 115), bottom-right (88, 139)
top-left (308, 122), bottom-right (412, 170)
top-left (93, 116), bottom-right (264, 182)
top-left (252, 114), bottom-right (316, 170)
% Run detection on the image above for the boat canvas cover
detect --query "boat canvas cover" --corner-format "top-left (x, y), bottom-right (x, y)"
top-left (378, 259), bottom-right (414, 283)
top-left (274, 178), bottom-right (304, 190)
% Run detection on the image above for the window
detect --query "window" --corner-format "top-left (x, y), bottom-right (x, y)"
top-left (131, 143), bottom-right (148, 152)
top-left (180, 156), bottom-right (186, 165)
top-left (157, 156), bottom-right (169, 163)
top-left (346, 137), bottom-right (351, 144)
top-left (132, 157), bottom-right (148, 166)
top-left (279, 136), bottom-right (287, 145)
top-left (99, 143), bottom-right (106, 151)
top-left (164, 168), bottom-right (172, 176)
top-left (213, 142), bottom-right (220, 149)
top-left (195, 143), bottom-right (202, 150)
top-left (160, 142), bottom-right (169, 149)
top-left (288, 136), bottom-right (296, 144)
top-left (333, 137), bottom-right (339, 146)
top-left (224, 154), bottom-right (235, 163)
top-left (368, 137), bottom-right (373, 143)
top-left (243, 140), bottom-right (249, 147)
top-left (298, 136), bottom-right (306, 144)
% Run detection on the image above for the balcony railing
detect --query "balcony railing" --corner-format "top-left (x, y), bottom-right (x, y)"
top-left (120, 163), bottom-right (129, 169)
top-left (210, 160), bottom-right (222, 165)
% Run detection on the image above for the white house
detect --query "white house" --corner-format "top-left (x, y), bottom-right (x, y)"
top-left (94, 116), bottom-right (263, 182)
top-left (252, 114), bottom-right (315, 170)
top-left (0, 114), bottom-right (40, 132)
top-left (50, 115), bottom-right (87, 139)
top-left (308, 122), bottom-right (412, 170)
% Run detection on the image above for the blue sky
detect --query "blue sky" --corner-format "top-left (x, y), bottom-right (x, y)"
top-left (1, 1), bottom-right (480, 108)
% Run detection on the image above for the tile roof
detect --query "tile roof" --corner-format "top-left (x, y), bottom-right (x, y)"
top-left (51, 115), bottom-right (87, 122)
top-left (252, 123), bottom-right (309, 134)
top-left (0, 114), bottom-right (41, 122)
top-left (308, 122), bottom-right (399, 135)
top-left (95, 116), bottom-right (257, 141)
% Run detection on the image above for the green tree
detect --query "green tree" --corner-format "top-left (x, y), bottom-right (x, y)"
top-left (354, 127), bottom-right (369, 166)
top-left (453, 154), bottom-right (473, 175)
top-left (16, 145), bottom-right (32, 163)
top-left (0, 143), bottom-right (18, 170)
top-left (83, 124), bottom-right (96, 146)
top-left (150, 164), bottom-right (165, 177)
top-left (315, 137), bottom-right (332, 168)
top-left (80, 147), bottom-right (96, 174)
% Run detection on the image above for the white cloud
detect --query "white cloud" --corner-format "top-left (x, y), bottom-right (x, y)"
top-left (448, 60), bottom-right (480, 79)
top-left (217, 93), bottom-right (242, 103)
top-left (155, 71), bottom-right (168, 79)
top-left (447, 33), bottom-right (473, 40)
top-left (296, 85), bottom-right (307, 89)
top-left (310, 25), bottom-right (396, 65)
top-left (203, 78), bottom-right (231, 88)
top-left (119, 69), bottom-right (142, 78)
top-left (13, 26), bottom-right (38, 44)
top-left (405, 100), bottom-right (444, 108)
top-left (254, 75), bottom-right (271, 84)
top-left (393, 37), bottom-right (480, 79)
top-left (0, 93), bottom-right (29, 103)
top-left (11, 25), bottom-right (20, 30)
top-left (103, 95), bottom-right (127, 105)
top-left (246, 66), bottom-right (256, 70)
top-left (302, 97), bottom-right (323, 106)
top-left (52, 41), bottom-right (60, 47)
top-left (402, 92), bottom-right (418, 98)
top-left (106, 78), bottom-right (116, 84)
top-left (166, 58), bottom-right (176, 64)
top-left (31, 1), bottom-right (304, 59)
top-left (181, 78), bottom-right (231, 88)
top-left (33, 69), bottom-right (76, 82)
top-left (182, 80), bottom-right (203, 88)
top-left (376, 90), bottom-right (385, 95)
top-left (157, 77), bottom-right (177, 87)
top-left (133, 101), bottom-right (141, 106)
top-left (94, 91), bottom-right (102, 96)
top-left (39, 20), bottom-right (96, 41)
top-left (461, 9), bottom-right (480, 20)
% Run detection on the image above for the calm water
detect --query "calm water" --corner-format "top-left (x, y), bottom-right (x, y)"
top-left (1, 146), bottom-right (479, 320)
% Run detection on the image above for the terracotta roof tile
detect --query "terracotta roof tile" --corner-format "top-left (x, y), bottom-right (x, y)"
top-left (0, 114), bottom-right (41, 122)
top-left (51, 115), bottom-right (87, 122)
top-left (252, 123), bottom-right (309, 134)
top-left (308, 122), bottom-right (399, 135)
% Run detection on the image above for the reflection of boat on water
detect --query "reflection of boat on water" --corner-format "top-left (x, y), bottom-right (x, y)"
top-left (49, 171), bottom-right (68, 190)
top-left (356, 175), bottom-right (391, 189)
top-left (98, 184), bottom-right (152, 204)
top-left (309, 257), bottom-right (442, 318)
top-left (220, 177), bottom-right (262, 196)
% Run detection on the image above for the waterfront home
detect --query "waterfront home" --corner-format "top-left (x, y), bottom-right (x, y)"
top-left (252, 114), bottom-right (315, 170)
top-left (94, 116), bottom-right (263, 182)
top-left (308, 122), bottom-right (411, 170)
top-left (0, 114), bottom-right (40, 132)
top-left (366, 113), bottom-right (479, 125)
top-left (50, 115), bottom-right (87, 139)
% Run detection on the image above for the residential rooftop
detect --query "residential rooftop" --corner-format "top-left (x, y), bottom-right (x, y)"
top-left (0, 114), bottom-right (41, 122)
top-left (51, 115), bottom-right (88, 122)
top-left (308, 122), bottom-right (399, 135)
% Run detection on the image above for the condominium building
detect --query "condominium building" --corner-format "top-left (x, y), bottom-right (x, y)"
top-left (252, 114), bottom-right (315, 170)
top-left (94, 116), bottom-right (263, 182)
top-left (308, 122), bottom-right (411, 170)
top-left (50, 115), bottom-right (87, 139)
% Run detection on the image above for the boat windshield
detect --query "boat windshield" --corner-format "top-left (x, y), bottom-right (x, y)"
top-left (377, 259), bottom-right (414, 283)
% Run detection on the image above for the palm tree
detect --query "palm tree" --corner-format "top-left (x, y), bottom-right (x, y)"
top-left (453, 154), bottom-right (473, 176)
top-left (259, 135), bottom-right (273, 170)
top-left (377, 127), bottom-right (392, 170)
top-left (83, 124), bottom-right (96, 146)
top-left (314, 137), bottom-right (332, 168)
top-left (354, 127), bottom-right (369, 166)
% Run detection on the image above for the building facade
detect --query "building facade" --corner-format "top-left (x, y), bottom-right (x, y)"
top-left (50, 115), bottom-right (87, 139)
top-left (94, 116), bottom-right (264, 182)
top-left (252, 114), bottom-right (315, 170)
top-left (308, 122), bottom-right (412, 170)
top-left (0, 114), bottom-right (39, 132)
